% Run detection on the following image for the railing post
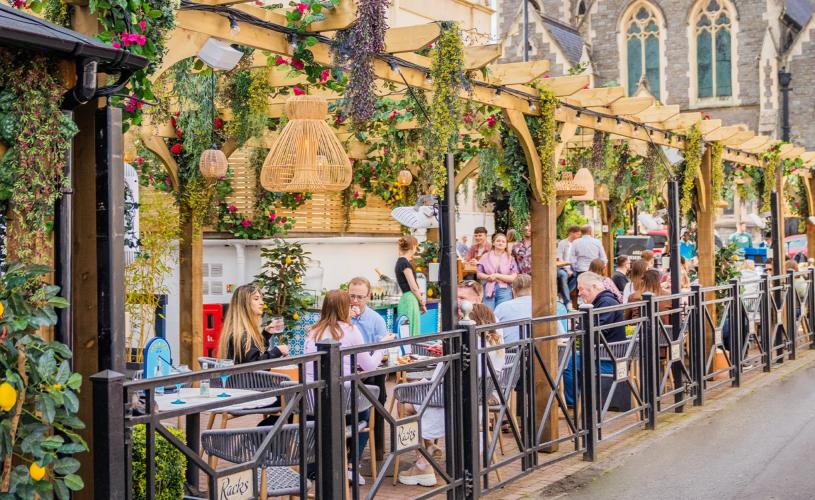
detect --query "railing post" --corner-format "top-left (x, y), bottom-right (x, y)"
top-left (516, 320), bottom-right (533, 471)
top-left (91, 370), bottom-right (127, 500)
top-left (762, 274), bottom-right (772, 372)
top-left (579, 305), bottom-right (597, 462)
top-left (809, 267), bottom-right (815, 349)
top-left (642, 292), bottom-right (658, 428)
top-left (691, 284), bottom-right (705, 406)
top-left (459, 308), bottom-right (480, 499)
top-left (730, 278), bottom-right (742, 387)
top-left (788, 269), bottom-right (797, 360)
top-left (317, 340), bottom-right (345, 500)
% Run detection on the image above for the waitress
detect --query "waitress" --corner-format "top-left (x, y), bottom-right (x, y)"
top-left (395, 235), bottom-right (426, 336)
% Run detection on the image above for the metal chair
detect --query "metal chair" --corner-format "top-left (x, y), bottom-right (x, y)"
top-left (201, 422), bottom-right (315, 499)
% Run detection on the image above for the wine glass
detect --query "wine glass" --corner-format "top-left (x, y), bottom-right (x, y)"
top-left (170, 365), bottom-right (190, 405)
top-left (268, 316), bottom-right (285, 334)
top-left (217, 359), bottom-right (234, 398)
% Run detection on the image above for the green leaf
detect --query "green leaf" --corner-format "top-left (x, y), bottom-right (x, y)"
top-left (63, 474), bottom-right (84, 491)
top-left (67, 373), bottom-right (82, 391)
top-left (63, 391), bottom-right (79, 413)
top-left (54, 480), bottom-right (69, 500)
top-left (149, 9), bottom-right (163, 19)
top-left (38, 351), bottom-right (56, 378)
top-left (41, 435), bottom-right (65, 451)
top-left (54, 457), bottom-right (81, 475)
top-left (37, 395), bottom-right (56, 424)
top-left (55, 361), bottom-right (70, 385)
top-left (58, 442), bottom-right (87, 454)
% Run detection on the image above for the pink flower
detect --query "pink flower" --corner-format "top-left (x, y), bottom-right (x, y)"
top-left (290, 58), bottom-right (305, 70)
top-left (294, 194), bottom-right (302, 202)
top-left (275, 56), bottom-right (289, 66)
top-left (382, 147), bottom-right (389, 154)
top-left (135, 156), bottom-right (145, 165)
top-left (543, 74), bottom-right (550, 79)
top-left (139, 20), bottom-right (147, 32)
top-left (227, 205), bottom-right (238, 213)
top-left (293, 86), bottom-right (305, 96)
top-left (359, 176), bottom-right (366, 182)
top-left (268, 213), bottom-right (277, 221)
top-left (296, 2), bottom-right (308, 13)
top-left (559, 159), bottom-right (566, 166)
top-left (112, 42), bottom-right (121, 49)
top-left (170, 117), bottom-right (177, 128)
top-left (353, 191), bottom-right (360, 198)
top-left (136, 35), bottom-right (146, 46)
top-left (463, 111), bottom-right (473, 124)
top-left (487, 114), bottom-right (497, 128)
top-left (214, 118), bottom-right (223, 130)
top-left (125, 103), bottom-right (136, 113)
top-left (171, 143), bottom-right (183, 155)
top-left (175, 128), bottom-right (183, 138)
top-left (240, 219), bottom-right (252, 228)
top-left (165, 176), bottom-right (171, 185)
top-left (320, 69), bottom-right (331, 82)
top-left (389, 110), bottom-right (398, 120)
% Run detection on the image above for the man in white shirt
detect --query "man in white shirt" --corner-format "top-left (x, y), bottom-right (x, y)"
top-left (569, 225), bottom-right (607, 275)
top-left (557, 226), bottom-right (581, 294)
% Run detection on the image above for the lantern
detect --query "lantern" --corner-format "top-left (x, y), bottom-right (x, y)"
top-left (261, 95), bottom-right (351, 192)
top-left (571, 168), bottom-right (595, 201)
top-left (199, 147), bottom-right (229, 178)
top-left (397, 169), bottom-right (413, 187)
top-left (556, 172), bottom-right (588, 198)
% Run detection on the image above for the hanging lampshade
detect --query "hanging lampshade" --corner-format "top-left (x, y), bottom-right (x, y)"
top-left (572, 168), bottom-right (595, 201)
top-left (261, 95), bottom-right (351, 192)
top-left (556, 172), bottom-right (588, 198)
top-left (397, 169), bottom-right (413, 187)
top-left (199, 147), bottom-right (229, 178)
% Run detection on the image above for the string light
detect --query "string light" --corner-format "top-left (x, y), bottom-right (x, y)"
top-left (229, 15), bottom-right (240, 34)
top-left (528, 99), bottom-right (538, 112)
top-left (389, 61), bottom-right (400, 74)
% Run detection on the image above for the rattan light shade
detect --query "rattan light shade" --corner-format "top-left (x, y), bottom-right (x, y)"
top-left (556, 172), bottom-right (588, 198)
top-left (199, 148), bottom-right (229, 178)
top-left (261, 95), bottom-right (351, 193)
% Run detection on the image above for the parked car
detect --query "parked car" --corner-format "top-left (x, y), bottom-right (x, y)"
top-left (785, 234), bottom-right (808, 260)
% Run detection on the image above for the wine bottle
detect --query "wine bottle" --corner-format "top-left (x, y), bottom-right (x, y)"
top-left (375, 268), bottom-right (395, 283)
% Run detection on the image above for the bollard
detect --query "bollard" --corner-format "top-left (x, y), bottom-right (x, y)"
top-left (459, 301), bottom-right (481, 499)
top-left (579, 304), bottom-right (597, 461)
top-left (761, 274), bottom-right (772, 372)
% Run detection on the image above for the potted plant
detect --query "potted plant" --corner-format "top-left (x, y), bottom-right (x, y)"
top-left (255, 240), bottom-right (315, 337)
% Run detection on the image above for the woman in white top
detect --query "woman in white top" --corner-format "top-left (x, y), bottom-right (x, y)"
top-left (397, 303), bottom-right (505, 487)
top-left (623, 259), bottom-right (649, 303)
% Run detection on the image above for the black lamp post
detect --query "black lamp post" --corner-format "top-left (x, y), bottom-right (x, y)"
top-left (779, 68), bottom-right (792, 142)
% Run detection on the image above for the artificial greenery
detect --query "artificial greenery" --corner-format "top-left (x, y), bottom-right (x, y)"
top-left (130, 424), bottom-right (186, 500)
top-left (710, 141), bottom-right (724, 205)
top-left (715, 242), bottom-right (741, 286)
top-left (0, 263), bottom-right (85, 499)
top-left (224, 68), bottom-right (272, 146)
top-left (531, 86), bottom-right (559, 204)
top-left (344, 0), bottom-right (388, 123)
top-left (475, 146), bottom-right (500, 204)
top-left (501, 129), bottom-right (531, 233)
top-left (427, 22), bottom-right (464, 195)
top-left (680, 125), bottom-right (702, 216)
top-left (0, 49), bottom-right (78, 262)
top-left (761, 143), bottom-right (782, 212)
top-left (256, 241), bottom-right (314, 331)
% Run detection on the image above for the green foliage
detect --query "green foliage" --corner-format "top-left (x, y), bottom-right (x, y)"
top-left (557, 201), bottom-right (588, 239)
top-left (761, 143), bottom-right (783, 213)
top-left (0, 262), bottom-right (84, 499)
top-left (530, 86), bottom-right (558, 203)
top-left (501, 130), bottom-right (531, 233)
top-left (475, 146), bottom-right (500, 204)
top-left (710, 141), bottom-right (724, 205)
top-left (413, 241), bottom-right (440, 299)
top-left (680, 125), bottom-right (702, 216)
top-left (130, 424), bottom-right (186, 500)
top-left (0, 49), bottom-right (78, 262)
top-left (715, 242), bottom-right (741, 286)
top-left (427, 23), bottom-right (464, 195)
top-left (224, 69), bottom-right (272, 146)
top-left (256, 241), bottom-right (314, 330)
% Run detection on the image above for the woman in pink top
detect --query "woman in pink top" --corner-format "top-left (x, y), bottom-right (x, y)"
top-left (477, 233), bottom-right (518, 309)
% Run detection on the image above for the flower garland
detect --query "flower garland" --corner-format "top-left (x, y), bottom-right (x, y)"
top-left (761, 143), bottom-right (782, 212)
top-left (531, 86), bottom-right (558, 204)
top-left (344, 0), bottom-right (388, 123)
top-left (710, 140), bottom-right (724, 205)
top-left (427, 22), bottom-right (464, 195)
top-left (680, 125), bottom-right (702, 216)
top-left (0, 49), bottom-right (78, 262)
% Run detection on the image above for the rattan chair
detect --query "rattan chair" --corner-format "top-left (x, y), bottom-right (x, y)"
top-left (201, 422), bottom-right (315, 499)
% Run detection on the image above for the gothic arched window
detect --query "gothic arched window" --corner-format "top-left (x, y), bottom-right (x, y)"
top-left (622, 2), bottom-right (662, 100)
top-left (692, 0), bottom-right (734, 99)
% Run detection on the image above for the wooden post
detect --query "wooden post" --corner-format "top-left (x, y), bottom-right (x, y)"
top-left (696, 146), bottom-right (715, 289)
top-left (775, 168), bottom-right (787, 275)
top-left (179, 217), bottom-right (203, 370)
top-left (599, 201), bottom-right (614, 276)
top-left (804, 176), bottom-right (815, 259)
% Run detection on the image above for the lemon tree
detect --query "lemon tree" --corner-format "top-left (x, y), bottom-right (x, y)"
top-left (0, 262), bottom-right (85, 499)
top-left (255, 240), bottom-right (313, 333)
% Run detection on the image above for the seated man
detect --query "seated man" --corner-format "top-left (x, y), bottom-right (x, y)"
top-left (494, 274), bottom-right (532, 344)
top-left (562, 272), bottom-right (625, 406)
top-left (457, 279), bottom-right (483, 310)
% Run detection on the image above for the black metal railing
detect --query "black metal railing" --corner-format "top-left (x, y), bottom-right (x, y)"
top-left (92, 272), bottom-right (815, 500)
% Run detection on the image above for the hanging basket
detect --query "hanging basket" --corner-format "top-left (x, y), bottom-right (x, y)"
top-left (260, 95), bottom-right (351, 193)
top-left (556, 172), bottom-right (588, 198)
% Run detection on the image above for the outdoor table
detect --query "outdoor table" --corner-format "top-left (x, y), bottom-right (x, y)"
top-left (153, 388), bottom-right (278, 492)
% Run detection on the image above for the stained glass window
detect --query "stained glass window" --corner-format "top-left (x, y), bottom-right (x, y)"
top-left (623, 3), bottom-right (662, 100)
top-left (693, 0), bottom-right (733, 99)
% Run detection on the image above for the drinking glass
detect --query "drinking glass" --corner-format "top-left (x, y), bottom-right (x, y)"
top-left (217, 359), bottom-right (234, 398)
top-left (269, 316), bottom-right (285, 334)
top-left (170, 365), bottom-right (190, 405)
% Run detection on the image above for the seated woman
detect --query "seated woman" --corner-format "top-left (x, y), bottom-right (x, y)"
top-left (589, 258), bottom-right (623, 303)
top-left (218, 283), bottom-right (289, 363)
top-left (397, 304), bottom-right (504, 487)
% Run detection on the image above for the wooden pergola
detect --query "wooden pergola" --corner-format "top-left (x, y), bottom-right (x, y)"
top-left (131, 1), bottom-right (815, 448)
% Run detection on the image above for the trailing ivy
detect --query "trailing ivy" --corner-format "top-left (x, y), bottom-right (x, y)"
top-left (475, 146), bottom-right (500, 204)
top-left (0, 49), bottom-right (78, 262)
top-left (761, 143), bottom-right (782, 212)
top-left (680, 125), bottom-right (702, 216)
top-left (501, 129), bottom-right (531, 233)
top-left (531, 86), bottom-right (558, 204)
top-left (710, 141), bottom-right (724, 205)
top-left (427, 22), bottom-right (464, 195)
top-left (344, 0), bottom-right (388, 123)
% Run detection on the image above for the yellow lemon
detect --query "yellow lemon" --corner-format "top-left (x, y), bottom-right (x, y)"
top-left (427, 289), bottom-right (433, 298)
top-left (294, 277), bottom-right (300, 283)
top-left (285, 256), bottom-right (292, 265)
top-left (0, 302), bottom-right (5, 318)
top-left (0, 382), bottom-right (16, 412)
top-left (29, 463), bottom-right (45, 481)
top-left (292, 312), bottom-right (299, 321)
top-left (52, 384), bottom-right (63, 391)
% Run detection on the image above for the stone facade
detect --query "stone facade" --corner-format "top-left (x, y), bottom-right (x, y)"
top-left (785, 18), bottom-right (815, 149)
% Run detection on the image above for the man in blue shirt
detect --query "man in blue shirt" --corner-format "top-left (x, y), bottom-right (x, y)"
top-left (349, 277), bottom-right (389, 344)
top-left (679, 232), bottom-right (697, 261)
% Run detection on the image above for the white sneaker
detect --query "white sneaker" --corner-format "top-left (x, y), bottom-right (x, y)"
top-left (398, 465), bottom-right (437, 487)
top-left (347, 470), bottom-right (365, 485)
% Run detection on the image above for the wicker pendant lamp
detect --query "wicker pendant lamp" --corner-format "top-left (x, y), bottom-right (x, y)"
top-left (199, 72), bottom-right (228, 178)
top-left (261, 95), bottom-right (351, 192)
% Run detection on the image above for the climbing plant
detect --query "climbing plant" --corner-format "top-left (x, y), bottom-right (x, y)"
top-left (530, 85), bottom-right (558, 204)
top-left (679, 125), bottom-right (702, 216)
top-left (761, 143), bottom-right (782, 212)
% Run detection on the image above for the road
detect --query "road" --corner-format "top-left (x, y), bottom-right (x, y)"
top-left (563, 364), bottom-right (815, 500)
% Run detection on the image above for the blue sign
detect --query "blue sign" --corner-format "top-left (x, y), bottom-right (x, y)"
top-left (144, 337), bottom-right (172, 379)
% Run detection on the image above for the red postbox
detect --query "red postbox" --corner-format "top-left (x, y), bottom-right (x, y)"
top-left (203, 304), bottom-right (225, 357)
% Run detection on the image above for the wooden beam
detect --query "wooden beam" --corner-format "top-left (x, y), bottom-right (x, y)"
top-left (702, 124), bottom-right (744, 142)
top-left (454, 154), bottom-right (480, 189)
top-left (721, 130), bottom-right (756, 147)
top-left (384, 24), bottom-right (441, 53)
top-left (151, 28), bottom-right (210, 82)
top-left (659, 112), bottom-right (702, 132)
top-left (738, 135), bottom-right (773, 153)
top-left (554, 106), bottom-right (685, 150)
top-left (562, 86), bottom-right (625, 108)
top-left (179, 220), bottom-right (203, 370)
top-left (631, 104), bottom-right (680, 123)
top-left (698, 118), bottom-right (723, 136)
top-left (608, 96), bottom-right (655, 116)
top-left (805, 177), bottom-right (815, 259)
top-left (781, 146), bottom-right (806, 160)
top-left (503, 109), bottom-right (544, 201)
top-left (463, 43), bottom-right (502, 70)
top-left (533, 75), bottom-right (590, 97)
top-left (484, 60), bottom-right (550, 85)
top-left (229, 0), bottom-right (356, 31)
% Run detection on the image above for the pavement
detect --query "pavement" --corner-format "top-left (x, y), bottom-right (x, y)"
top-left (544, 358), bottom-right (815, 500)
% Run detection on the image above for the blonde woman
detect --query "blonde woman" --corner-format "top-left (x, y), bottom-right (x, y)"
top-left (477, 233), bottom-right (518, 309)
top-left (395, 235), bottom-right (426, 336)
top-left (218, 284), bottom-right (289, 364)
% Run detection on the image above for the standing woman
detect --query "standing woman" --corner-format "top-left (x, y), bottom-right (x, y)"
top-left (218, 284), bottom-right (289, 363)
top-left (477, 233), bottom-right (518, 309)
top-left (396, 235), bottom-right (426, 336)
top-left (623, 259), bottom-right (649, 303)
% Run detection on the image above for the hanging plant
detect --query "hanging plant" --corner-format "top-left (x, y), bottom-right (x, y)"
top-left (224, 66), bottom-right (272, 146)
top-left (501, 129), bottom-right (531, 232)
top-left (531, 85), bottom-right (558, 204)
top-left (710, 141), bottom-right (724, 205)
top-left (344, 0), bottom-right (388, 122)
top-left (680, 125), bottom-right (702, 215)
top-left (427, 22), bottom-right (464, 195)
top-left (761, 143), bottom-right (782, 212)
top-left (0, 49), bottom-right (78, 262)
top-left (475, 146), bottom-right (500, 204)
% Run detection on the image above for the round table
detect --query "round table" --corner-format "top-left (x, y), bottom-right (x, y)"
top-left (154, 388), bottom-right (278, 412)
